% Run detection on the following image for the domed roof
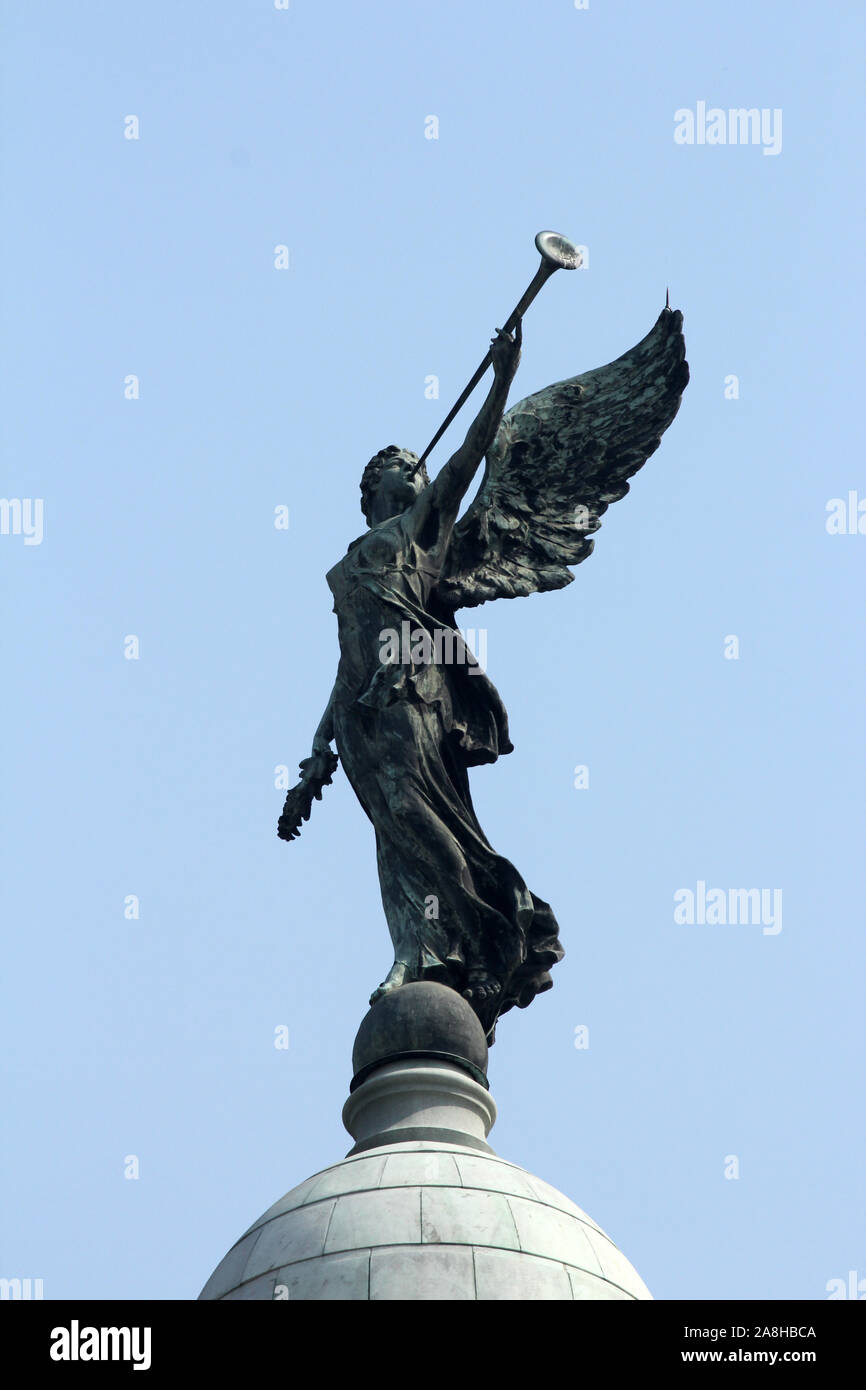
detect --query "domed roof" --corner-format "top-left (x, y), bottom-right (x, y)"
top-left (200, 989), bottom-right (652, 1301)
top-left (199, 1139), bottom-right (651, 1301)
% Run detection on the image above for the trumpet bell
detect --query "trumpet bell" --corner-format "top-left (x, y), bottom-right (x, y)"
top-left (535, 230), bottom-right (582, 270)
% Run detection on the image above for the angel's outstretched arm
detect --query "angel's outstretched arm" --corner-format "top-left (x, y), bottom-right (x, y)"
top-left (410, 321), bottom-right (521, 545)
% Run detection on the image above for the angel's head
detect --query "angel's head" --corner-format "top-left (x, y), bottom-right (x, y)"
top-left (361, 445), bottom-right (429, 527)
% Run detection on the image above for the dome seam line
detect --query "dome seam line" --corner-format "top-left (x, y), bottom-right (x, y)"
top-left (244, 1185), bottom-right (610, 1245)
top-left (223, 1244), bottom-right (640, 1299)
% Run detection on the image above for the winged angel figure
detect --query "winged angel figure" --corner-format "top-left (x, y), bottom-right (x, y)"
top-left (279, 304), bottom-right (688, 1042)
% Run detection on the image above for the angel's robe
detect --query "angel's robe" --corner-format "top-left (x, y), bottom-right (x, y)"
top-left (329, 518), bottom-right (512, 766)
top-left (326, 507), bottom-right (563, 1041)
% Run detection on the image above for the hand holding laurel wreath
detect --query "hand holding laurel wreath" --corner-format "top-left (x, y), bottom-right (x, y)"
top-left (277, 746), bottom-right (340, 841)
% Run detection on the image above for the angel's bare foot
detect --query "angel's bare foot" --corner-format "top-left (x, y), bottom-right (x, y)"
top-left (463, 971), bottom-right (501, 1003)
top-left (370, 960), bottom-right (411, 1005)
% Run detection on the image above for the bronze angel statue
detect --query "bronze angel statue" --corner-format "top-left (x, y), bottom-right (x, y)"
top-left (278, 233), bottom-right (689, 1043)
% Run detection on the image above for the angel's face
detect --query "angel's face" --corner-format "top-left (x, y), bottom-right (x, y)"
top-left (373, 454), bottom-right (425, 520)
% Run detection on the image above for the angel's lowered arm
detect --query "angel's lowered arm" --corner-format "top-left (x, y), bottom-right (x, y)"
top-left (277, 685), bottom-right (340, 842)
top-left (312, 682), bottom-right (336, 753)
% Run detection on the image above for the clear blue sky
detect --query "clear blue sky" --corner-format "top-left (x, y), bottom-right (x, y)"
top-left (2, 0), bottom-right (863, 1301)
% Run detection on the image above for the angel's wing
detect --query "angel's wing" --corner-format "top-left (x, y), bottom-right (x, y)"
top-left (436, 306), bottom-right (689, 612)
